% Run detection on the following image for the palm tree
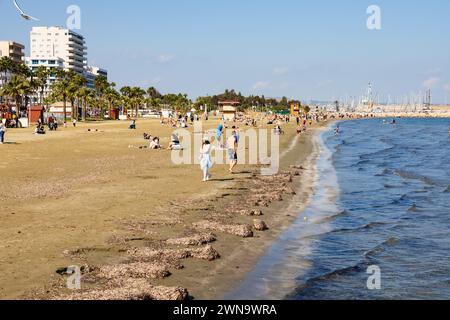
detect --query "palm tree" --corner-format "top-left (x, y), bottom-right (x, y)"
top-left (50, 70), bottom-right (71, 122)
top-left (120, 86), bottom-right (144, 117)
top-left (67, 73), bottom-right (86, 120)
top-left (14, 63), bottom-right (32, 78)
top-left (33, 66), bottom-right (50, 106)
top-left (77, 87), bottom-right (95, 122)
top-left (120, 86), bottom-right (131, 116)
top-left (0, 57), bottom-right (14, 87)
top-left (0, 75), bottom-right (32, 116)
top-left (1, 57), bottom-right (18, 106)
top-left (130, 87), bottom-right (146, 117)
top-left (94, 75), bottom-right (108, 105)
top-left (104, 83), bottom-right (120, 119)
top-left (146, 86), bottom-right (162, 109)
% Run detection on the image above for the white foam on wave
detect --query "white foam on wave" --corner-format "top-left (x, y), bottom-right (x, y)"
top-left (225, 129), bottom-right (343, 300)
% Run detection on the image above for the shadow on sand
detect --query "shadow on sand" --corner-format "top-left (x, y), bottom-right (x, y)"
top-left (1, 142), bottom-right (20, 145)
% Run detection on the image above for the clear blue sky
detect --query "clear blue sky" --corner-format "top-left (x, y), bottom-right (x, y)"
top-left (1, 0), bottom-right (449, 103)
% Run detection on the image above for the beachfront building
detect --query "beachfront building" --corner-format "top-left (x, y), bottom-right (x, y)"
top-left (45, 101), bottom-right (74, 121)
top-left (30, 26), bottom-right (87, 75)
top-left (85, 65), bottom-right (108, 89)
top-left (27, 27), bottom-right (108, 105)
top-left (290, 101), bottom-right (301, 116)
top-left (219, 101), bottom-right (240, 122)
top-left (0, 41), bottom-right (25, 90)
top-left (0, 41), bottom-right (25, 63)
top-left (25, 57), bottom-right (65, 104)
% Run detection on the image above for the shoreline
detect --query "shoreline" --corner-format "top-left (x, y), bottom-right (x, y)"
top-left (1, 118), bottom-right (330, 300)
top-left (194, 125), bottom-right (328, 300)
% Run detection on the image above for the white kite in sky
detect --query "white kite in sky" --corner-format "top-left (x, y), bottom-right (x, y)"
top-left (13, 0), bottom-right (39, 21)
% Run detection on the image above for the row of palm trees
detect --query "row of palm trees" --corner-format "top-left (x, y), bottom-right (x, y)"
top-left (0, 56), bottom-right (193, 123)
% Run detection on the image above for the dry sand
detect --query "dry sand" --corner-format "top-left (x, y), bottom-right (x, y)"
top-left (0, 118), bottom-right (325, 300)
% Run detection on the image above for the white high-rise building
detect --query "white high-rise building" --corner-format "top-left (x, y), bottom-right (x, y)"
top-left (85, 66), bottom-right (108, 89)
top-left (30, 26), bottom-right (87, 75)
top-left (26, 26), bottom-right (108, 106)
top-left (25, 57), bottom-right (65, 104)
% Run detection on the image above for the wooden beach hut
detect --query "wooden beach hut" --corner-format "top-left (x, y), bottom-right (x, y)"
top-left (219, 101), bottom-right (240, 122)
top-left (290, 101), bottom-right (301, 116)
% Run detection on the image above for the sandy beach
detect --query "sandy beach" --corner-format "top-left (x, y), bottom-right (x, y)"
top-left (0, 118), bottom-right (326, 300)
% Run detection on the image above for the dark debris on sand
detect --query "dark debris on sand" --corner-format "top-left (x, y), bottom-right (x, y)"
top-left (48, 168), bottom-right (303, 300)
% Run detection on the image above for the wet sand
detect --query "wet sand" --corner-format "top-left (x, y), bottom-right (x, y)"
top-left (180, 127), bottom-right (324, 300)
top-left (0, 118), bottom-right (326, 300)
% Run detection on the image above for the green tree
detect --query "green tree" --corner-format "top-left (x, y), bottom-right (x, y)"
top-left (146, 86), bottom-right (162, 109)
top-left (32, 66), bottom-right (50, 106)
top-left (120, 86), bottom-right (145, 117)
top-left (92, 75), bottom-right (109, 117)
top-left (0, 75), bottom-right (32, 115)
top-left (50, 70), bottom-right (72, 122)
top-left (76, 87), bottom-right (96, 121)
top-left (304, 105), bottom-right (311, 114)
top-left (104, 83), bottom-right (120, 119)
top-left (67, 73), bottom-right (86, 120)
top-left (0, 57), bottom-right (14, 88)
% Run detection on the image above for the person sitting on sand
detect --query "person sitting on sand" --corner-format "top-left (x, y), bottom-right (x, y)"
top-left (168, 133), bottom-right (183, 150)
top-left (35, 124), bottom-right (46, 135)
top-left (149, 137), bottom-right (162, 150)
top-left (144, 133), bottom-right (152, 140)
top-left (129, 120), bottom-right (136, 130)
top-left (180, 119), bottom-right (188, 128)
top-left (49, 120), bottom-right (58, 131)
top-left (274, 125), bottom-right (284, 135)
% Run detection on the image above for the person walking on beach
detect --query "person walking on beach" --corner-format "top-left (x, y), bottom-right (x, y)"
top-left (0, 122), bottom-right (6, 144)
top-left (227, 129), bottom-right (238, 174)
top-left (200, 138), bottom-right (214, 182)
top-left (216, 123), bottom-right (224, 148)
top-left (233, 126), bottom-right (240, 143)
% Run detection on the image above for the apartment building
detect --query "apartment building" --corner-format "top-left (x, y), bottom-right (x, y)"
top-left (25, 57), bottom-right (65, 104)
top-left (30, 26), bottom-right (87, 75)
top-left (85, 65), bottom-right (108, 89)
top-left (0, 41), bottom-right (25, 63)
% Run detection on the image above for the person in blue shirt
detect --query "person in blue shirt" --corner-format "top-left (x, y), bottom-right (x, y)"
top-left (216, 123), bottom-right (224, 147)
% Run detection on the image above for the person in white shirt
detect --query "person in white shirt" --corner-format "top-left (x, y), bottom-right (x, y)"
top-left (149, 137), bottom-right (162, 149)
top-left (227, 130), bottom-right (238, 174)
top-left (0, 122), bottom-right (6, 144)
top-left (200, 138), bottom-right (214, 182)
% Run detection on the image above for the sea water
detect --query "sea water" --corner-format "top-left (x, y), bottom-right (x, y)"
top-left (227, 118), bottom-right (450, 300)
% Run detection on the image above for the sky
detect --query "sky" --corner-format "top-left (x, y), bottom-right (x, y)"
top-left (1, 0), bottom-right (450, 103)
